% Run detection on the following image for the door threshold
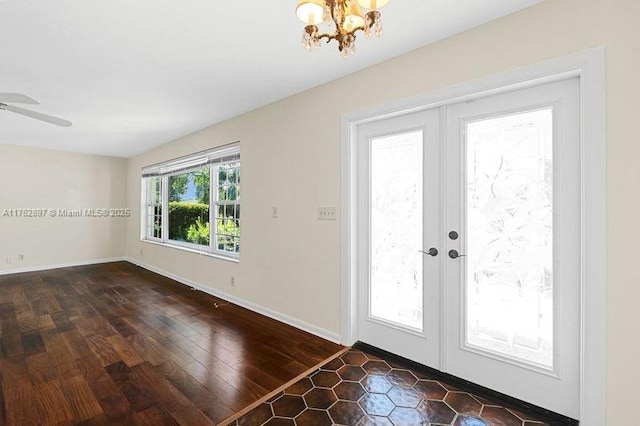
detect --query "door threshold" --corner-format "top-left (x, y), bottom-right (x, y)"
top-left (354, 341), bottom-right (578, 426)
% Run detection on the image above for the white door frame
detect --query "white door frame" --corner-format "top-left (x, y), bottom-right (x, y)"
top-left (341, 47), bottom-right (605, 425)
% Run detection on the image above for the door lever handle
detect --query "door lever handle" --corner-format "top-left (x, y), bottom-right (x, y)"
top-left (419, 248), bottom-right (439, 257)
top-left (448, 249), bottom-right (466, 259)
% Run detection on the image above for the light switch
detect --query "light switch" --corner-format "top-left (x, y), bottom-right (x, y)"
top-left (318, 207), bottom-right (337, 221)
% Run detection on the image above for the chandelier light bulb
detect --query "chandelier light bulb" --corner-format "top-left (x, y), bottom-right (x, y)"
top-left (343, 2), bottom-right (365, 32)
top-left (296, 0), bottom-right (325, 25)
top-left (357, 0), bottom-right (390, 11)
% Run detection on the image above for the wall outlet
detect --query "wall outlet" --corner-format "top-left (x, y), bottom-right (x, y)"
top-left (140, 248), bottom-right (144, 257)
top-left (272, 206), bottom-right (279, 219)
top-left (318, 206), bottom-right (337, 221)
top-left (230, 276), bottom-right (236, 287)
top-left (6, 257), bottom-right (13, 264)
top-left (17, 254), bottom-right (24, 262)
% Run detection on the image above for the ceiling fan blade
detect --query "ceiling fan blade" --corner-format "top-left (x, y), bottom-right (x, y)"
top-left (0, 93), bottom-right (39, 105)
top-left (2, 104), bottom-right (72, 127)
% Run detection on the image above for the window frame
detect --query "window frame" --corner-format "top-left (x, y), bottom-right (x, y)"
top-left (141, 144), bottom-right (240, 262)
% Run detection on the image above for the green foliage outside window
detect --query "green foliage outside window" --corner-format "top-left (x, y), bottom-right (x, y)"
top-left (169, 169), bottom-right (210, 203)
top-left (168, 201), bottom-right (209, 244)
top-left (194, 168), bottom-right (210, 203)
top-left (169, 174), bottom-right (188, 202)
top-left (162, 164), bottom-right (239, 251)
top-left (187, 217), bottom-right (211, 246)
top-left (167, 168), bottom-right (211, 246)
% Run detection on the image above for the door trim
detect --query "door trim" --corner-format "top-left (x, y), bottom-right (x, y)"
top-left (341, 47), bottom-right (606, 425)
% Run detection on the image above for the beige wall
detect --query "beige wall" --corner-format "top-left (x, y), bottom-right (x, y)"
top-left (124, 0), bottom-right (639, 422)
top-left (0, 144), bottom-right (127, 273)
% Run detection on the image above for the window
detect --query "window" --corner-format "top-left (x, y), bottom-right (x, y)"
top-left (141, 143), bottom-right (240, 260)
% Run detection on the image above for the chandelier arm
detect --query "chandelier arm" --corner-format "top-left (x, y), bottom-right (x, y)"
top-left (317, 30), bottom-right (359, 42)
top-left (316, 25), bottom-right (365, 42)
top-left (318, 33), bottom-right (336, 41)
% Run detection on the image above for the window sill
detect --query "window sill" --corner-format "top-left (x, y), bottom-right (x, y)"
top-left (140, 239), bottom-right (239, 263)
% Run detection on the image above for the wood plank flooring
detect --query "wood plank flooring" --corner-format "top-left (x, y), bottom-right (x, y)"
top-left (0, 262), bottom-right (343, 425)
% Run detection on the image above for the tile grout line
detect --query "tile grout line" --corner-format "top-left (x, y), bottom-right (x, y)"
top-left (217, 346), bottom-right (351, 426)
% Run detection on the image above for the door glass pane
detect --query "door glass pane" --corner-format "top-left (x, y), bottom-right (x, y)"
top-left (466, 108), bottom-right (553, 369)
top-left (370, 130), bottom-right (423, 331)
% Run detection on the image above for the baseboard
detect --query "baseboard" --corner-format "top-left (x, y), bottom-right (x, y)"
top-left (0, 257), bottom-right (127, 276)
top-left (125, 257), bottom-right (342, 344)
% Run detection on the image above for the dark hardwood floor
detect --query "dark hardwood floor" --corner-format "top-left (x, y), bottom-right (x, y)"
top-left (0, 262), bottom-right (343, 425)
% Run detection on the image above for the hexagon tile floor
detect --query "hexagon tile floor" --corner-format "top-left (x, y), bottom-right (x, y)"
top-left (227, 349), bottom-right (557, 426)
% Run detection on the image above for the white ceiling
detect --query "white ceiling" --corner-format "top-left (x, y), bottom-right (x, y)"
top-left (0, 0), bottom-right (543, 158)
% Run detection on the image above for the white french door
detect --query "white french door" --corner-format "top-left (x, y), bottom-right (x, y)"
top-left (356, 78), bottom-right (581, 419)
top-left (357, 109), bottom-right (442, 369)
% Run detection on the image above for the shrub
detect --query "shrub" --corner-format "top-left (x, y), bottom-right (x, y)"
top-left (187, 217), bottom-right (211, 246)
top-left (168, 202), bottom-right (209, 244)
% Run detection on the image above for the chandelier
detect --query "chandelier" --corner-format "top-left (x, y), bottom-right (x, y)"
top-left (296, 0), bottom-right (391, 58)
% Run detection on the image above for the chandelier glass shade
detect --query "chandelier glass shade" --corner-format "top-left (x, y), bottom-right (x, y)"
top-left (296, 0), bottom-right (391, 58)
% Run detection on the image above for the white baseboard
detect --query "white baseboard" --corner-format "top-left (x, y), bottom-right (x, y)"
top-left (0, 257), bottom-right (127, 276)
top-left (126, 257), bottom-right (342, 344)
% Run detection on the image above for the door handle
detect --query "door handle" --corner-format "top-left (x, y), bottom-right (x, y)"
top-left (448, 249), bottom-right (466, 259)
top-left (419, 248), bottom-right (439, 257)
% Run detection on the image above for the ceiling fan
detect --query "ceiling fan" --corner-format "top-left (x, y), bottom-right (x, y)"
top-left (0, 93), bottom-right (72, 127)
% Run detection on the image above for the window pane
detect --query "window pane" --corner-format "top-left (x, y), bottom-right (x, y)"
top-left (370, 130), bottom-right (424, 331)
top-left (168, 168), bottom-right (210, 246)
top-left (146, 177), bottom-right (163, 240)
top-left (153, 204), bottom-right (162, 239)
top-left (234, 205), bottom-right (240, 236)
top-left (228, 168), bottom-right (238, 183)
top-left (466, 108), bottom-right (554, 369)
top-left (215, 162), bottom-right (240, 254)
